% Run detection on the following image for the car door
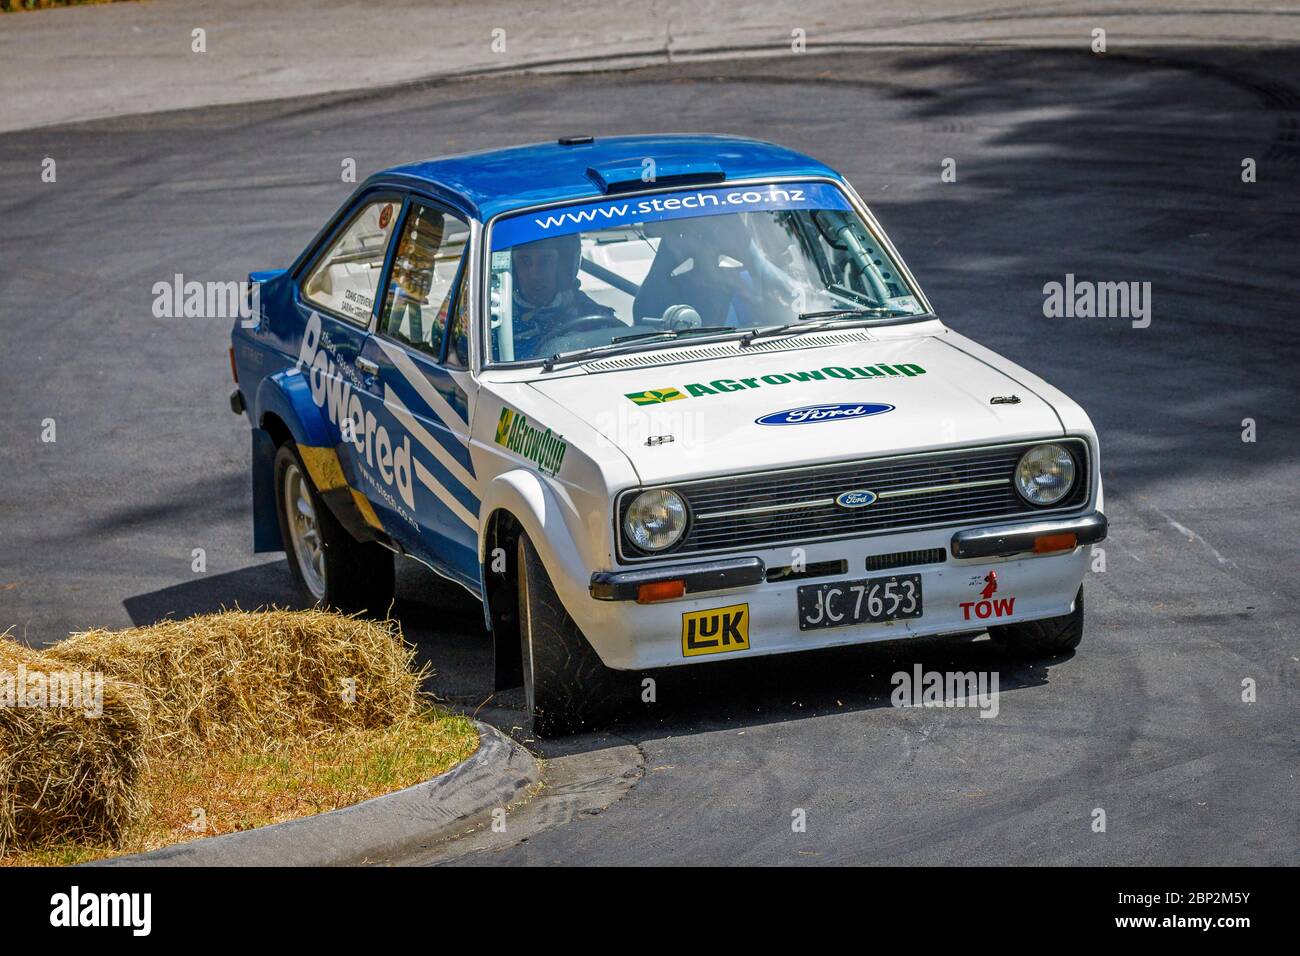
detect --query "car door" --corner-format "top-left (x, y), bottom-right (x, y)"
top-left (295, 190), bottom-right (404, 504)
top-left (361, 197), bottom-right (481, 591)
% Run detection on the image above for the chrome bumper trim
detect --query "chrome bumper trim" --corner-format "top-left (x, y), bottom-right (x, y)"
top-left (950, 512), bottom-right (1108, 559)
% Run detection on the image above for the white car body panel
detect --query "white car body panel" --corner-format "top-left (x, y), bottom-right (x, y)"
top-left (525, 327), bottom-right (1067, 484)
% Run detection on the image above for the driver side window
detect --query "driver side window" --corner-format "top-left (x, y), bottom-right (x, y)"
top-left (380, 202), bottom-right (470, 359)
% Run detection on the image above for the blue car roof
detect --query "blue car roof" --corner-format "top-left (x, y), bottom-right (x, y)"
top-left (375, 135), bottom-right (844, 221)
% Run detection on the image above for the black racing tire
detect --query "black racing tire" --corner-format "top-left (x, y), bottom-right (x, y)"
top-left (517, 531), bottom-right (624, 737)
top-left (988, 585), bottom-right (1085, 657)
top-left (273, 442), bottom-right (394, 615)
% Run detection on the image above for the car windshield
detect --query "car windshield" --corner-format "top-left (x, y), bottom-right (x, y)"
top-left (486, 181), bottom-right (926, 364)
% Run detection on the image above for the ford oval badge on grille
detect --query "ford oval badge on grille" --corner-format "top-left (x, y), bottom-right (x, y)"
top-left (835, 489), bottom-right (878, 509)
top-left (755, 403), bottom-right (894, 426)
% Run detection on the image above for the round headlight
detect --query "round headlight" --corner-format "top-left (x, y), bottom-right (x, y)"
top-left (623, 489), bottom-right (688, 552)
top-left (1014, 443), bottom-right (1077, 506)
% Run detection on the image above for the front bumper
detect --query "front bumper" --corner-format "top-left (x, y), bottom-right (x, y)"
top-left (590, 556), bottom-right (766, 601)
top-left (592, 512), bottom-right (1107, 601)
top-left (575, 512), bottom-right (1104, 670)
top-left (951, 512), bottom-right (1107, 559)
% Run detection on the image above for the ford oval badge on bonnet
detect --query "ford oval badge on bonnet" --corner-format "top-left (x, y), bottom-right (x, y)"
top-left (755, 402), bottom-right (895, 426)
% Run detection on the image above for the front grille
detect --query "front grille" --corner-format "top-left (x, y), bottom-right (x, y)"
top-left (766, 559), bottom-right (847, 583)
top-left (865, 548), bottom-right (947, 572)
top-left (618, 439), bottom-right (1089, 561)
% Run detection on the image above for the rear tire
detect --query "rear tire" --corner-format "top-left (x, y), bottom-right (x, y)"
top-left (988, 585), bottom-right (1084, 657)
top-left (517, 532), bottom-right (624, 737)
top-left (274, 443), bottom-right (394, 614)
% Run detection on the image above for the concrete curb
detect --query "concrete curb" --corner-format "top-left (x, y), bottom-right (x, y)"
top-left (91, 721), bottom-right (537, 867)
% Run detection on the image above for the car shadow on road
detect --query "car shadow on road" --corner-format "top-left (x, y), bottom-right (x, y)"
top-left (393, 567), bottom-right (1068, 758)
top-left (123, 560), bottom-right (310, 625)
top-left (123, 557), bottom-right (1069, 758)
top-left (556, 633), bottom-right (1065, 757)
top-left (120, 556), bottom-right (499, 700)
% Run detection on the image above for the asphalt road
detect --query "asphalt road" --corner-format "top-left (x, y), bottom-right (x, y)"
top-left (1, 46), bottom-right (1297, 865)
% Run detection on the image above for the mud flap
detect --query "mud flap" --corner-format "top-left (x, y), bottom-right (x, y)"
top-left (251, 428), bottom-right (282, 553)
top-left (488, 554), bottom-right (524, 691)
top-left (494, 627), bottom-right (524, 691)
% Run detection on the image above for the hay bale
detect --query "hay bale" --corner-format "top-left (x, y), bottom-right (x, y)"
top-left (1, 609), bottom-right (425, 854)
top-left (0, 638), bottom-right (149, 854)
top-left (47, 609), bottom-right (427, 754)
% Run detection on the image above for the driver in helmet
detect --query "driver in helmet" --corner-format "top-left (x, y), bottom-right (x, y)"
top-left (508, 233), bottom-right (614, 359)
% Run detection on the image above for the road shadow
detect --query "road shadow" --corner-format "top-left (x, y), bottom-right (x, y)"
top-left (390, 561), bottom-right (1066, 752)
top-left (123, 554), bottom-right (1064, 756)
top-left (123, 560), bottom-right (309, 625)
top-left (530, 632), bottom-right (1067, 759)
top-left (121, 555), bottom-right (497, 702)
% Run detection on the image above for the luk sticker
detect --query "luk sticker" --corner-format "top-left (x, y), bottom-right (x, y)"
top-left (623, 363), bottom-right (925, 405)
top-left (756, 402), bottom-right (893, 426)
top-left (681, 604), bottom-right (750, 657)
top-left (494, 407), bottom-right (568, 476)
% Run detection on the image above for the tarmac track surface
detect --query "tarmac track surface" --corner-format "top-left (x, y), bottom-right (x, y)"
top-left (0, 47), bottom-right (1296, 865)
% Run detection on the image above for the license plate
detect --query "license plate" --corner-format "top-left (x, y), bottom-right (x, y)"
top-left (796, 574), bottom-right (923, 631)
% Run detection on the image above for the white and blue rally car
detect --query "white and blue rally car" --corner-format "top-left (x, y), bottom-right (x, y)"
top-left (229, 135), bottom-right (1107, 736)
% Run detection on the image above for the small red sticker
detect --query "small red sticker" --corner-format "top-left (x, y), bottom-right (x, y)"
top-left (378, 203), bottom-right (393, 229)
top-left (961, 570), bottom-right (1011, 621)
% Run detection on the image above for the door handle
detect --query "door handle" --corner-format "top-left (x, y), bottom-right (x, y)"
top-left (356, 357), bottom-right (379, 377)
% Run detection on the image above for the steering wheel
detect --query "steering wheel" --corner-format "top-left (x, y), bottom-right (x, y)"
top-left (555, 311), bottom-right (627, 335)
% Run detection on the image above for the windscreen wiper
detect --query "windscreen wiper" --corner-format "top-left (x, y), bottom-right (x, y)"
top-left (738, 308), bottom-right (915, 346)
top-left (797, 307), bottom-right (912, 320)
top-left (542, 326), bottom-right (741, 372)
top-left (739, 319), bottom-right (841, 345)
top-left (610, 325), bottom-right (733, 345)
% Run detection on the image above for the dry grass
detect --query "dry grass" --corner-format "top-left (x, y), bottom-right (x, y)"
top-left (3, 706), bottom-right (478, 867)
top-left (0, 1), bottom-right (131, 14)
top-left (0, 638), bottom-right (149, 854)
top-left (0, 609), bottom-right (476, 861)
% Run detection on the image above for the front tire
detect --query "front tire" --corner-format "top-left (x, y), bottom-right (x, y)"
top-left (988, 585), bottom-right (1085, 657)
top-left (273, 443), bottom-right (394, 614)
top-left (517, 532), bottom-right (624, 737)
